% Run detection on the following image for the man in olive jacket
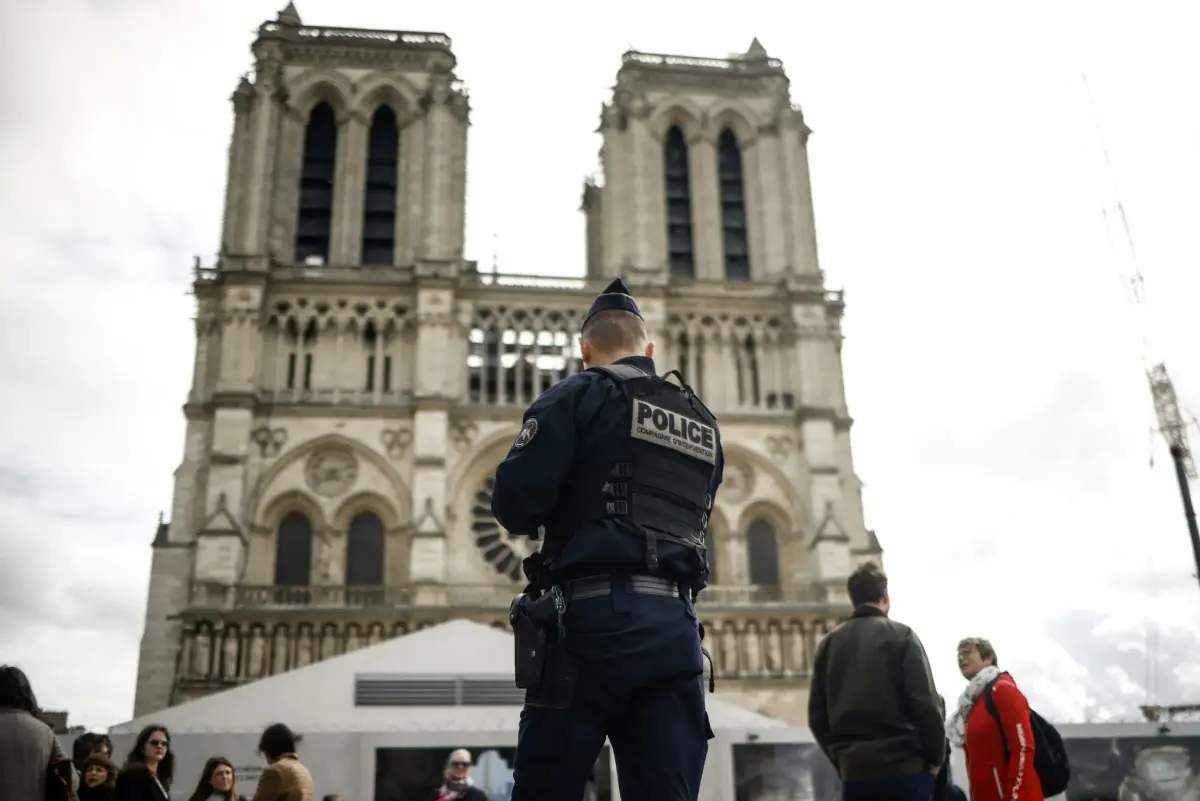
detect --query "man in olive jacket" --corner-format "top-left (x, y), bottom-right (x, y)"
top-left (808, 562), bottom-right (946, 801)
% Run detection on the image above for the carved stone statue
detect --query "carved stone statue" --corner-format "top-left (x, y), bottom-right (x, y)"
top-left (720, 624), bottom-right (739, 677)
top-left (764, 622), bottom-right (783, 675)
top-left (247, 629), bottom-right (266, 678)
top-left (316, 533), bottom-right (342, 583)
top-left (271, 627), bottom-right (289, 674)
top-left (320, 626), bottom-right (339, 661)
top-left (742, 622), bottom-right (762, 676)
top-left (192, 629), bottom-right (211, 678)
top-left (295, 627), bottom-right (313, 667)
top-left (222, 632), bottom-right (240, 678)
top-left (729, 536), bottom-right (749, 584)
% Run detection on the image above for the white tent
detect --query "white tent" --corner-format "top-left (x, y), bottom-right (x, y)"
top-left (112, 619), bottom-right (787, 735)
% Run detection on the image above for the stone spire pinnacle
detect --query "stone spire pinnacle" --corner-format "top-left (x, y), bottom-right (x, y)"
top-left (277, 2), bottom-right (301, 26)
top-left (745, 38), bottom-right (769, 59)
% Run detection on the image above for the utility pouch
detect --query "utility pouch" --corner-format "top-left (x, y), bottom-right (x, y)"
top-left (512, 611), bottom-right (547, 689)
top-left (525, 639), bottom-right (577, 710)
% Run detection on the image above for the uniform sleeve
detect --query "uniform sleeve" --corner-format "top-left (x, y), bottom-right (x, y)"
top-left (901, 630), bottom-right (947, 768)
top-left (710, 441), bottom-right (725, 499)
top-left (807, 634), bottom-right (834, 766)
top-left (990, 680), bottom-right (1037, 801)
top-left (491, 377), bottom-right (589, 537)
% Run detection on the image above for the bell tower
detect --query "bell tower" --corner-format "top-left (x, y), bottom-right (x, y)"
top-left (583, 40), bottom-right (820, 282)
top-left (132, 2), bottom-right (471, 717)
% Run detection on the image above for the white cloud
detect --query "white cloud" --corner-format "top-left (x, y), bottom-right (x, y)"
top-left (1, 0), bottom-right (1198, 730)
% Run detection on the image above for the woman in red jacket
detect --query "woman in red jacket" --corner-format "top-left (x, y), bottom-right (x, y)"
top-left (947, 637), bottom-right (1043, 801)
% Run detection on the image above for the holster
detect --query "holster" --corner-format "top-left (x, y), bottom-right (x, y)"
top-left (510, 593), bottom-right (547, 689)
top-left (508, 589), bottom-right (577, 708)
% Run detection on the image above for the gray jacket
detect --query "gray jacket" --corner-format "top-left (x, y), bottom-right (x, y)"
top-left (0, 707), bottom-right (72, 801)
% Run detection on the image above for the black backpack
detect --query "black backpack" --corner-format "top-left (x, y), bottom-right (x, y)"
top-left (983, 679), bottom-right (1071, 797)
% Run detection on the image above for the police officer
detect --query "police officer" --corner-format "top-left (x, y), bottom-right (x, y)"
top-left (492, 278), bottom-right (725, 801)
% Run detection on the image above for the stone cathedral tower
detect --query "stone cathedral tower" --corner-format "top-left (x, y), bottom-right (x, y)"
top-left (132, 6), bottom-right (881, 725)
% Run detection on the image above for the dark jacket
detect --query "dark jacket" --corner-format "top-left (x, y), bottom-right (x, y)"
top-left (114, 765), bottom-right (169, 801)
top-left (807, 604), bottom-right (946, 782)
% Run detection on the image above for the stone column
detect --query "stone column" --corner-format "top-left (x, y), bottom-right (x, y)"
top-left (221, 78), bottom-right (255, 255)
top-left (332, 113), bottom-right (369, 266)
top-left (398, 115), bottom-right (427, 267)
top-left (599, 100), bottom-right (634, 276)
top-left (419, 72), bottom-right (468, 263)
top-left (740, 136), bottom-right (768, 281)
top-left (756, 127), bottom-right (789, 276)
top-left (241, 58), bottom-right (284, 259)
top-left (781, 115), bottom-right (820, 276)
top-left (689, 133), bottom-right (723, 281)
top-left (408, 281), bottom-right (457, 583)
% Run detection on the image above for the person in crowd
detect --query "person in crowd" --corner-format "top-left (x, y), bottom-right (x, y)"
top-left (115, 724), bottom-right (174, 801)
top-left (75, 733), bottom-right (114, 772)
top-left (0, 664), bottom-right (76, 801)
top-left (429, 749), bottom-right (487, 801)
top-left (80, 753), bottom-right (119, 801)
top-left (187, 756), bottom-right (247, 801)
top-left (948, 637), bottom-right (1043, 801)
top-left (321, 796), bottom-right (343, 801)
top-left (807, 563), bottom-right (946, 801)
top-left (250, 723), bottom-right (313, 801)
top-left (933, 742), bottom-right (968, 801)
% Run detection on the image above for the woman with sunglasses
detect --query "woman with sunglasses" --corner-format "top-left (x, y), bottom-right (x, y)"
top-left (115, 724), bottom-right (174, 801)
top-left (431, 750), bottom-right (487, 801)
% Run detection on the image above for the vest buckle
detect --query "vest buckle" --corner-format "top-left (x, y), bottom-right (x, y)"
top-left (605, 500), bottom-right (629, 515)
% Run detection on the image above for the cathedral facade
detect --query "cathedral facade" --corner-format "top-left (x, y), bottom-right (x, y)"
top-left (132, 3), bottom-right (881, 726)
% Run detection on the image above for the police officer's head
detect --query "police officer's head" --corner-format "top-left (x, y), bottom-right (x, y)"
top-left (580, 278), bottom-right (653, 367)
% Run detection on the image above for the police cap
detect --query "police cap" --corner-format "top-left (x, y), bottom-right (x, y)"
top-left (581, 278), bottom-right (642, 331)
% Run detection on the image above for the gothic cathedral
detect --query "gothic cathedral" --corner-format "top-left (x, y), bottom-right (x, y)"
top-left (133, 4), bottom-right (881, 726)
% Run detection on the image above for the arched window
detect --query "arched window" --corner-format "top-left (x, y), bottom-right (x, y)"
top-left (746, 519), bottom-right (779, 585)
top-left (718, 128), bottom-right (750, 280)
top-left (295, 102), bottom-right (338, 265)
top-left (346, 512), bottom-right (385, 586)
top-left (274, 512), bottom-right (313, 586)
top-left (361, 106), bottom-right (399, 266)
top-left (663, 125), bottom-right (695, 277)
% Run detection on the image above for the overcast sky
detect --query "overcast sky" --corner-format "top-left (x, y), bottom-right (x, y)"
top-left (1, 0), bottom-right (1197, 730)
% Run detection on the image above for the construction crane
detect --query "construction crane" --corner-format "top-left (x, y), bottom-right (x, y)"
top-left (1081, 74), bottom-right (1200, 595)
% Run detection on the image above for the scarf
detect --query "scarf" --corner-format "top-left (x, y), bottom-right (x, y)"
top-left (947, 664), bottom-right (1000, 747)
top-left (437, 778), bottom-right (472, 801)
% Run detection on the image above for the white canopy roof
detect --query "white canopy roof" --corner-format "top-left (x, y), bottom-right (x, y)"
top-left (112, 619), bottom-right (787, 735)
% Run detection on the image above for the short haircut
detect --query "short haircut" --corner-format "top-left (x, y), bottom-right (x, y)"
top-left (258, 723), bottom-right (300, 760)
top-left (581, 309), bottom-right (647, 354)
top-left (846, 561), bottom-right (888, 607)
top-left (957, 637), bottom-right (998, 665)
top-left (73, 732), bottom-right (112, 770)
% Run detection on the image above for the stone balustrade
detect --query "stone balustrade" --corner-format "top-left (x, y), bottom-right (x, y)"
top-left (190, 582), bottom-right (837, 611)
top-left (176, 582), bottom-right (846, 699)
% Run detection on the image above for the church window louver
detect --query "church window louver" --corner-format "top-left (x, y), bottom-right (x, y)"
top-left (294, 103), bottom-right (338, 265)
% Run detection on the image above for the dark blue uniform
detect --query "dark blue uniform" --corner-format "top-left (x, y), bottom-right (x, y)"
top-left (492, 281), bottom-right (724, 801)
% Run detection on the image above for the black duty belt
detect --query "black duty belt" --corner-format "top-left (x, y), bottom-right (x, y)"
top-left (567, 574), bottom-right (683, 601)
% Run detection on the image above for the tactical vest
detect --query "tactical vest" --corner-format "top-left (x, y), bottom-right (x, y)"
top-left (541, 363), bottom-right (720, 578)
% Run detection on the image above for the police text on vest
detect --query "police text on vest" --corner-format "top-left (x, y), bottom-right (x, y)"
top-left (631, 399), bottom-right (717, 465)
